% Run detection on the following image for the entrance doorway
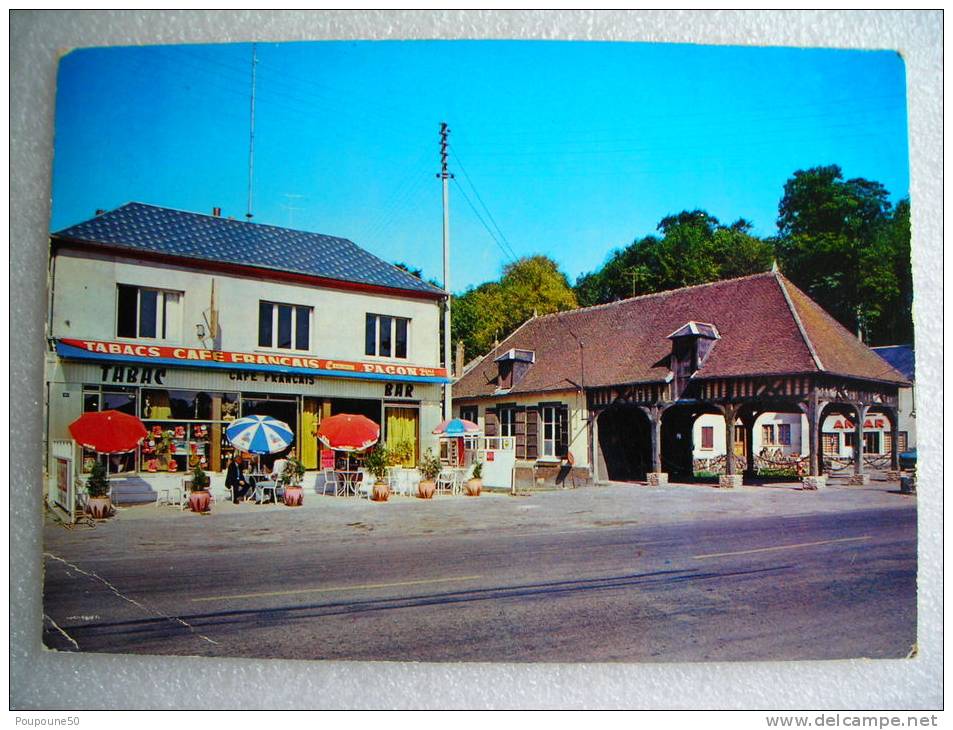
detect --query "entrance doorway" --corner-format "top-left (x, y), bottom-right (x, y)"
top-left (597, 406), bottom-right (651, 481)
top-left (661, 406), bottom-right (696, 481)
top-left (384, 406), bottom-right (419, 466)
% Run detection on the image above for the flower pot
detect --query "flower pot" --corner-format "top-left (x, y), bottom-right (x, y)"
top-left (188, 489), bottom-right (211, 513)
top-left (464, 478), bottom-right (482, 497)
top-left (372, 481), bottom-right (390, 502)
top-left (417, 479), bottom-right (435, 499)
top-left (283, 485), bottom-right (304, 506)
top-left (86, 496), bottom-right (113, 519)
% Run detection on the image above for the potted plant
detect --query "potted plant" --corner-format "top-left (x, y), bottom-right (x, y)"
top-left (187, 464), bottom-right (212, 513)
top-left (85, 460), bottom-right (113, 519)
top-left (281, 456), bottom-right (306, 506)
top-left (465, 461), bottom-right (483, 497)
top-left (364, 445), bottom-right (390, 502)
top-left (417, 448), bottom-right (441, 499)
top-left (386, 438), bottom-right (415, 467)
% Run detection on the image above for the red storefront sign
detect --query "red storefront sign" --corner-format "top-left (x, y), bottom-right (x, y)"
top-left (832, 418), bottom-right (885, 430)
top-left (58, 338), bottom-right (448, 380)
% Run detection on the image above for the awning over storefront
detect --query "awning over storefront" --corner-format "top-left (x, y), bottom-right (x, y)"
top-left (55, 338), bottom-right (451, 384)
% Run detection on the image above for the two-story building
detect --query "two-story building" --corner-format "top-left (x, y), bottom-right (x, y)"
top-left (45, 202), bottom-right (448, 480)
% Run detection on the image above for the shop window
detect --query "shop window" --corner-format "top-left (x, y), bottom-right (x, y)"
top-left (762, 424), bottom-right (776, 446)
top-left (117, 284), bottom-right (181, 340)
top-left (884, 431), bottom-right (909, 455)
top-left (82, 448), bottom-right (136, 475)
top-left (844, 432), bottom-right (856, 450)
top-left (864, 431), bottom-right (881, 454)
top-left (822, 433), bottom-right (839, 455)
top-left (101, 387), bottom-right (137, 416)
top-left (141, 389), bottom-right (215, 420)
top-left (778, 424), bottom-right (791, 446)
top-left (141, 422), bottom-right (213, 474)
top-left (701, 426), bottom-right (714, 450)
top-left (259, 301), bottom-right (311, 351)
top-left (365, 314), bottom-right (410, 359)
top-left (83, 387), bottom-right (100, 413)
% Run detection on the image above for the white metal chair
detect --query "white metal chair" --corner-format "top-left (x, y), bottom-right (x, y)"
top-left (155, 479), bottom-right (186, 509)
top-left (324, 469), bottom-right (344, 497)
top-left (255, 480), bottom-right (279, 504)
top-left (436, 469), bottom-right (456, 496)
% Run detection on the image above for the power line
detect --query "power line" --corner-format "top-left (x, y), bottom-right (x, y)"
top-left (451, 177), bottom-right (517, 264)
top-left (450, 144), bottom-right (519, 262)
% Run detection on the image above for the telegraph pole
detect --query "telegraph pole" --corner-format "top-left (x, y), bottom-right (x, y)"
top-left (438, 122), bottom-right (454, 418)
top-left (246, 43), bottom-right (258, 221)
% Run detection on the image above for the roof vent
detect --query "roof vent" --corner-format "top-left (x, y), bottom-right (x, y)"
top-left (212, 207), bottom-right (222, 217)
top-left (494, 348), bottom-right (536, 364)
top-left (668, 322), bottom-right (720, 399)
top-left (494, 348), bottom-right (535, 390)
top-left (95, 209), bottom-right (105, 216)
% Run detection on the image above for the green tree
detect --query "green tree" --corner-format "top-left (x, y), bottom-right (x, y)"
top-left (775, 165), bottom-right (908, 343)
top-left (452, 256), bottom-right (577, 358)
top-left (575, 210), bottom-right (774, 306)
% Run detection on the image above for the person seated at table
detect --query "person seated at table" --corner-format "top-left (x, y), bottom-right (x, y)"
top-left (225, 453), bottom-right (255, 504)
top-left (270, 447), bottom-right (295, 483)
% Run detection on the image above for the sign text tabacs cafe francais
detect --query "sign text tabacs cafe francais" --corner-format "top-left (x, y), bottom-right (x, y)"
top-left (60, 338), bottom-right (448, 380)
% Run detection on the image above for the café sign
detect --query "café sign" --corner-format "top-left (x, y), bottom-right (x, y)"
top-left (57, 338), bottom-right (450, 384)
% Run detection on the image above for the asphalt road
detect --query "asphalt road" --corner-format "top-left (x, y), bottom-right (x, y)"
top-left (42, 496), bottom-right (916, 663)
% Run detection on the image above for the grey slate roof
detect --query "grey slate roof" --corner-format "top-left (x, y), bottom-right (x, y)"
top-left (52, 202), bottom-right (445, 297)
top-left (872, 345), bottom-right (915, 381)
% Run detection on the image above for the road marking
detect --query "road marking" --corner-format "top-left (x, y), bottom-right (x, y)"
top-left (192, 574), bottom-right (484, 603)
top-left (45, 552), bottom-right (220, 646)
top-left (693, 535), bottom-right (872, 560)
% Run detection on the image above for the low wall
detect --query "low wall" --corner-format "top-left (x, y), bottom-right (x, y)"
top-left (513, 464), bottom-right (592, 490)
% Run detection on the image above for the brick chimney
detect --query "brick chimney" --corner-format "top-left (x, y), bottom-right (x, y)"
top-left (212, 207), bottom-right (222, 217)
top-left (455, 341), bottom-right (465, 377)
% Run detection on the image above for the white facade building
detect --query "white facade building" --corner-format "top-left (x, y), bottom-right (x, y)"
top-left (46, 203), bottom-right (448, 483)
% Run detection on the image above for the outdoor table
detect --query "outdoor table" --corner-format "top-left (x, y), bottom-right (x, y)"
top-left (335, 470), bottom-right (365, 497)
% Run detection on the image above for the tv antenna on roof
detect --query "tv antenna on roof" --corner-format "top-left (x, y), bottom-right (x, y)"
top-left (246, 43), bottom-right (258, 221)
top-left (281, 193), bottom-right (306, 228)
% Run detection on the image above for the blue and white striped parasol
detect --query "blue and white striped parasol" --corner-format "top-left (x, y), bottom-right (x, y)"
top-left (225, 415), bottom-right (294, 455)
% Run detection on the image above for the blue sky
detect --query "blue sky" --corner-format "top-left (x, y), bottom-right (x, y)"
top-left (51, 40), bottom-right (909, 294)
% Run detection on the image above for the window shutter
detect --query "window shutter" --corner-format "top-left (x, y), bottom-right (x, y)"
top-left (484, 410), bottom-right (498, 437)
top-left (556, 404), bottom-right (569, 458)
top-left (515, 408), bottom-right (527, 459)
top-left (525, 406), bottom-right (539, 460)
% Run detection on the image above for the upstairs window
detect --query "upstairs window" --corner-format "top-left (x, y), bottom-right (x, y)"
top-left (365, 314), bottom-right (409, 359)
top-left (259, 301), bottom-right (311, 351)
top-left (117, 284), bottom-right (181, 340)
top-left (762, 424), bottom-right (776, 445)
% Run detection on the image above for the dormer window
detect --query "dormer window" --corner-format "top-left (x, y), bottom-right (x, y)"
top-left (667, 321), bottom-right (719, 398)
top-left (494, 348), bottom-right (535, 391)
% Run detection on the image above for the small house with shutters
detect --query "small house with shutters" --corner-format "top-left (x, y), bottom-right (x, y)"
top-left (452, 271), bottom-right (909, 488)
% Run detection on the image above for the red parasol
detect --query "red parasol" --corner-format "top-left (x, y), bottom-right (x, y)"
top-left (315, 414), bottom-right (380, 452)
top-left (69, 410), bottom-right (148, 454)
